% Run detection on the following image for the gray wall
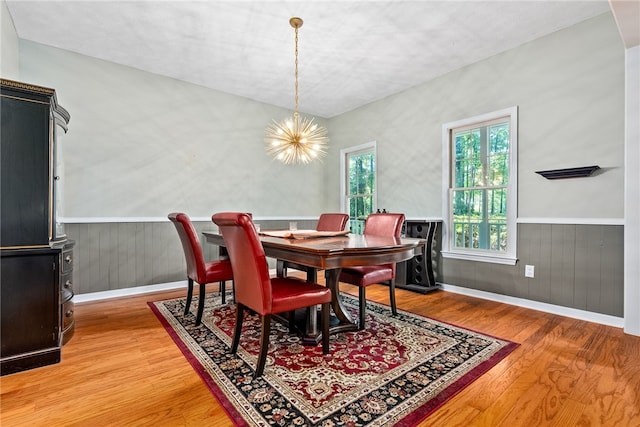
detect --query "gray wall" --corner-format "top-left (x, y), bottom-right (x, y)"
top-left (66, 218), bottom-right (319, 294)
top-left (0, 1), bottom-right (19, 79)
top-left (65, 221), bottom-right (623, 317)
top-left (18, 42), bottom-right (330, 219)
top-left (6, 8), bottom-right (627, 318)
top-left (326, 13), bottom-right (624, 219)
top-left (443, 223), bottom-right (624, 317)
top-left (324, 12), bottom-right (626, 317)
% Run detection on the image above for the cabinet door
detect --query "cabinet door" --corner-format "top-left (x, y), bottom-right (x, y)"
top-left (0, 253), bottom-right (59, 357)
top-left (0, 95), bottom-right (50, 247)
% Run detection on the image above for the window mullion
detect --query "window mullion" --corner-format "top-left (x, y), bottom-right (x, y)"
top-left (479, 127), bottom-right (489, 249)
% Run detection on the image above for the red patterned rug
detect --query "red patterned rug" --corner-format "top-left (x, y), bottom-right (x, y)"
top-left (149, 293), bottom-right (518, 426)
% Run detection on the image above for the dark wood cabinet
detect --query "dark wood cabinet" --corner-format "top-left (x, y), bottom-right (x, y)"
top-left (1, 249), bottom-right (61, 374)
top-left (0, 79), bottom-right (74, 375)
top-left (1, 98), bottom-right (50, 246)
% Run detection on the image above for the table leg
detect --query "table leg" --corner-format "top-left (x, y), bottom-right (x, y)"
top-left (296, 268), bottom-right (357, 344)
top-left (276, 259), bottom-right (285, 277)
top-left (306, 306), bottom-right (317, 337)
top-left (306, 268), bottom-right (317, 282)
top-left (325, 268), bottom-right (358, 334)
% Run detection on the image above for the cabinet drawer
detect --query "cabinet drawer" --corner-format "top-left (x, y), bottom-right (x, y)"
top-left (61, 271), bottom-right (73, 296)
top-left (61, 299), bottom-right (75, 333)
top-left (61, 250), bottom-right (73, 273)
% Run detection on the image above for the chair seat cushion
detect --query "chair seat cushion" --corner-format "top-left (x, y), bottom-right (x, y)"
top-left (339, 265), bottom-right (394, 287)
top-left (271, 277), bottom-right (331, 314)
top-left (203, 259), bottom-right (234, 283)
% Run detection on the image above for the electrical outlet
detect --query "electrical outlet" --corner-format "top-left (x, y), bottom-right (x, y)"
top-left (525, 264), bottom-right (535, 278)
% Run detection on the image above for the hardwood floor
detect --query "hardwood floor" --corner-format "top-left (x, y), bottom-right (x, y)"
top-left (2, 280), bottom-right (640, 426)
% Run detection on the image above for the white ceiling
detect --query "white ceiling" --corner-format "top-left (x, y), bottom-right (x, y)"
top-left (6, 0), bottom-right (612, 118)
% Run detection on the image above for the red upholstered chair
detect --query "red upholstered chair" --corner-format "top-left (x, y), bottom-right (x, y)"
top-left (212, 212), bottom-right (332, 378)
top-left (316, 213), bottom-right (350, 232)
top-left (339, 213), bottom-right (405, 330)
top-left (277, 213), bottom-right (350, 281)
top-left (168, 212), bottom-right (234, 326)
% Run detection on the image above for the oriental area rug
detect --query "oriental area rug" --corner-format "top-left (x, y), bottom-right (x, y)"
top-left (149, 293), bottom-right (518, 426)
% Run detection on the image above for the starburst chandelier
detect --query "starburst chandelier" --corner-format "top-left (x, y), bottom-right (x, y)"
top-left (265, 17), bottom-right (328, 165)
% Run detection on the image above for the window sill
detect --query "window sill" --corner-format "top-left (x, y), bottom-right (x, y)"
top-left (441, 250), bottom-right (517, 266)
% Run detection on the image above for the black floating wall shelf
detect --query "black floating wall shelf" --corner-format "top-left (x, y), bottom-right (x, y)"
top-left (535, 165), bottom-right (600, 180)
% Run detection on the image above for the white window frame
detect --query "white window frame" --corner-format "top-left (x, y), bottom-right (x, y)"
top-left (441, 106), bottom-right (518, 265)
top-left (341, 141), bottom-right (377, 232)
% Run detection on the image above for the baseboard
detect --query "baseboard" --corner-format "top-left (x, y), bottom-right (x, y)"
top-left (74, 281), bottom-right (188, 303)
top-left (73, 269), bottom-right (279, 303)
top-left (440, 283), bottom-right (624, 328)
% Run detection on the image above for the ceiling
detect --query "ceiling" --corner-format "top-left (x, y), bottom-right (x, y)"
top-left (6, 1), bottom-right (612, 118)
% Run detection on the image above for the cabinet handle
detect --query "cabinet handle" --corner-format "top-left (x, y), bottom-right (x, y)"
top-left (65, 280), bottom-right (72, 288)
top-left (65, 255), bottom-right (72, 264)
top-left (65, 310), bottom-right (74, 318)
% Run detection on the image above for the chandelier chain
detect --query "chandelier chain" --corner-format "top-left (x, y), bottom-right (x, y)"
top-left (294, 25), bottom-right (299, 117)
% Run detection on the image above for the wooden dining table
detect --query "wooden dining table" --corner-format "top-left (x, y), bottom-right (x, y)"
top-left (203, 231), bottom-right (425, 343)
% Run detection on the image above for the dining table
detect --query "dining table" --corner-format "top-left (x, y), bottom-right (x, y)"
top-left (202, 230), bottom-right (425, 344)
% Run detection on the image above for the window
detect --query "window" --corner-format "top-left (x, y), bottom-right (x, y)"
top-left (442, 107), bottom-right (518, 265)
top-left (341, 142), bottom-right (376, 234)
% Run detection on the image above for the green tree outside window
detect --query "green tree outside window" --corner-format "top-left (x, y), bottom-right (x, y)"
top-left (346, 150), bottom-right (375, 234)
top-left (452, 121), bottom-right (510, 251)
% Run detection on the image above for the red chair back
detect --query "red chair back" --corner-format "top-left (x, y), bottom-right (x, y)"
top-left (363, 213), bottom-right (405, 237)
top-left (168, 212), bottom-right (206, 284)
top-left (363, 213), bottom-right (405, 273)
top-left (212, 212), bottom-right (272, 315)
top-left (316, 213), bottom-right (349, 231)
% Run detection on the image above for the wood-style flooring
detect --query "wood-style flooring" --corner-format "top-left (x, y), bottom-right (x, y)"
top-left (2, 280), bottom-right (640, 426)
